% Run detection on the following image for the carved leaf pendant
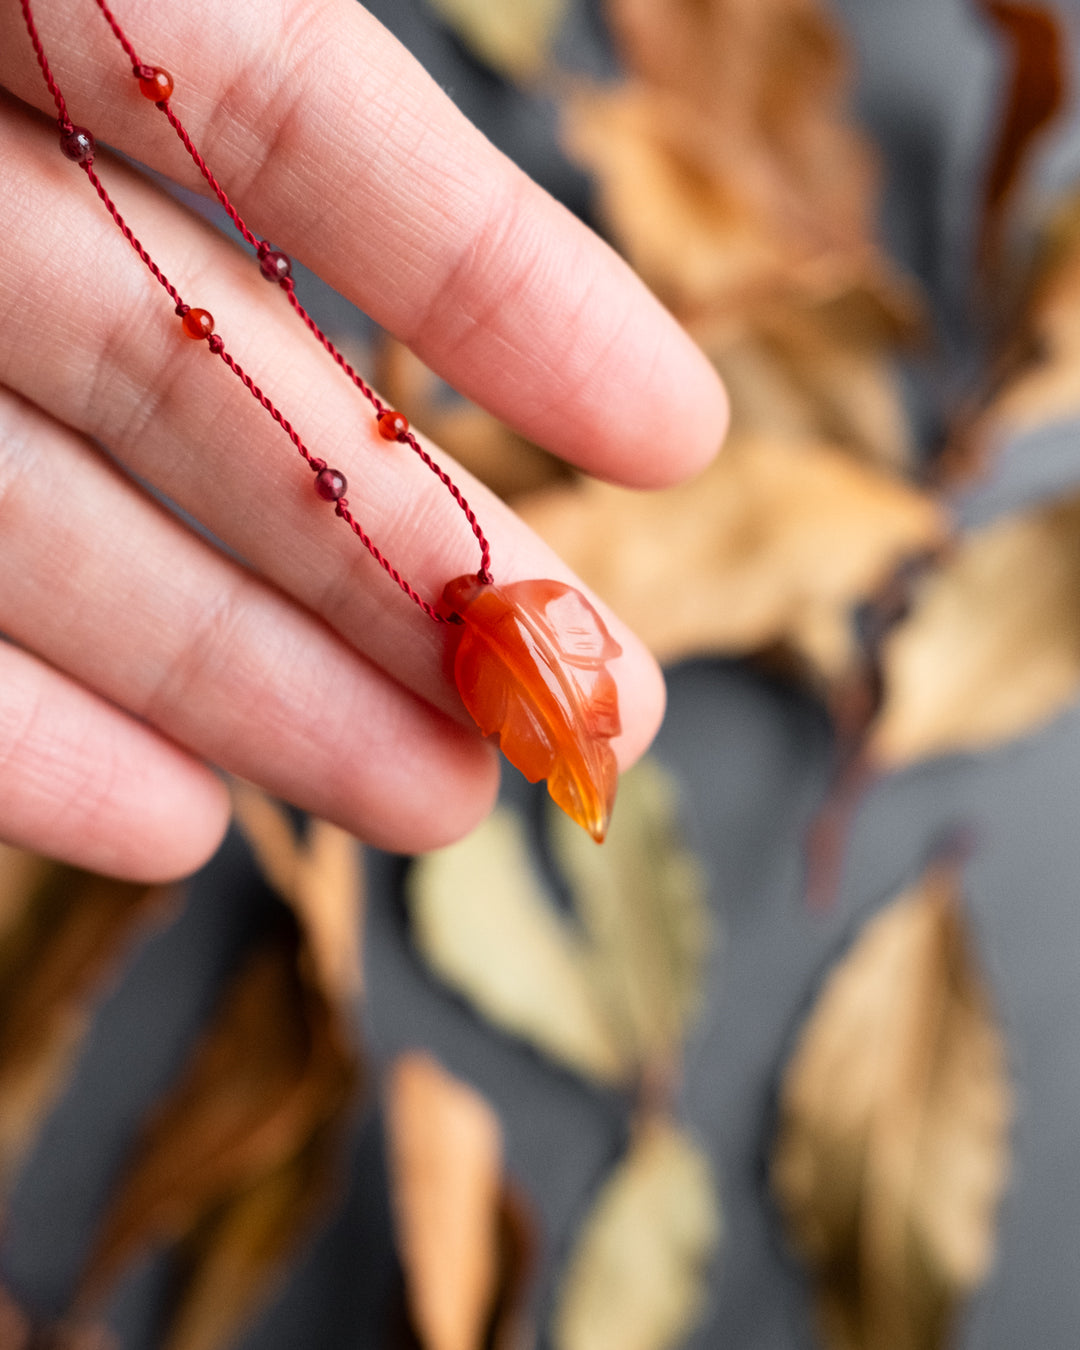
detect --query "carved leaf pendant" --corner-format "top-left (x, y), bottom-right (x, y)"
top-left (443, 575), bottom-right (622, 842)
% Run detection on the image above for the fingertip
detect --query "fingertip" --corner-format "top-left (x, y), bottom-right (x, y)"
top-left (625, 327), bottom-right (730, 489)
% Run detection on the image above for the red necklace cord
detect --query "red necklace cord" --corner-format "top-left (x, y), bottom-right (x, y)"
top-left (18, 0), bottom-right (495, 625)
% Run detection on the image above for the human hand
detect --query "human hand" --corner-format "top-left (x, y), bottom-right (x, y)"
top-left (0, 0), bottom-right (727, 880)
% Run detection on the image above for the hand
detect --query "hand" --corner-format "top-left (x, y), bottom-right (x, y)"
top-left (0, 0), bottom-right (727, 880)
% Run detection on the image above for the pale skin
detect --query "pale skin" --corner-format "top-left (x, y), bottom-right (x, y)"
top-left (0, 0), bottom-right (728, 881)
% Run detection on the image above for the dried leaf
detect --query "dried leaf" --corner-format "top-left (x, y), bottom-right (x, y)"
top-left (520, 435), bottom-right (946, 682)
top-left (162, 1134), bottom-right (337, 1350)
top-left (709, 306), bottom-right (916, 467)
top-left (384, 1052), bottom-right (535, 1350)
top-left (552, 1118), bottom-right (719, 1350)
top-left (563, 0), bottom-right (911, 337)
top-left (78, 910), bottom-right (357, 1346)
top-left (407, 807), bottom-right (626, 1081)
top-left (943, 191), bottom-right (1080, 485)
top-left (0, 1281), bottom-right (115, 1350)
top-left (975, 1), bottom-right (1065, 274)
top-left (231, 782), bottom-right (364, 1003)
top-left (548, 761), bottom-right (709, 1085)
top-left (0, 862), bottom-right (171, 1191)
top-left (444, 576), bottom-right (622, 843)
top-left (407, 759), bottom-right (708, 1085)
top-left (771, 864), bottom-right (1012, 1350)
top-left (0, 1282), bottom-right (30, 1350)
top-left (425, 0), bottom-right (567, 80)
top-left (869, 493), bottom-right (1080, 768)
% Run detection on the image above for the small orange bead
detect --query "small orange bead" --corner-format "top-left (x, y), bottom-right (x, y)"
top-left (181, 308), bottom-right (214, 340)
top-left (138, 67), bottom-right (174, 102)
top-left (377, 409), bottom-right (409, 441)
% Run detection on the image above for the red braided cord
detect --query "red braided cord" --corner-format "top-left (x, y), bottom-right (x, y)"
top-left (84, 163), bottom-right (183, 306)
top-left (152, 61), bottom-right (495, 583)
top-left (18, 0), bottom-right (72, 127)
top-left (18, 0), bottom-right (496, 620)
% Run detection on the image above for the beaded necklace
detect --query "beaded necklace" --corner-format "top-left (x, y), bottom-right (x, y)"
top-left (18, 0), bottom-right (623, 839)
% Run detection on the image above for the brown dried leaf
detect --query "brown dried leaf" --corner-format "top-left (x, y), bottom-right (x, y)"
top-left (385, 1052), bottom-right (535, 1350)
top-left (709, 306), bottom-right (915, 467)
top-left (78, 910), bottom-right (357, 1345)
top-left (0, 861), bottom-right (171, 1191)
top-left (771, 865), bottom-right (1012, 1350)
top-left (425, 0), bottom-right (567, 80)
top-left (0, 1280), bottom-right (116, 1350)
top-left (975, 1), bottom-right (1066, 275)
top-left (406, 759), bottom-right (709, 1086)
top-left (564, 0), bottom-right (913, 339)
top-left (944, 191), bottom-right (1080, 486)
top-left (0, 1282), bottom-right (30, 1349)
top-left (552, 1117), bottom-right (719, 1350)
top-left (869, 493), bottom-right (1080, 768)
top-left (520, 435), bottom-right (946, 682)
top-left (162, 1133), bottom-right (338, 1350)
top-left (231, 782), bottom-right (364, 1004)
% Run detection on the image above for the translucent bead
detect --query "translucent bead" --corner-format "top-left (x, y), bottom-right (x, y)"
top-left (137, 67), bottom-right (174, 102)
top-left (377, 409), bottom-right (409, 441)
top-left (258, 247), bottom-right (292, 282)
top-left (59, 126), bottom-right (95, 162)
top-left (181, 308), bottom-right (214, 340)
top-left (314, 467), bottom-right (347, 501)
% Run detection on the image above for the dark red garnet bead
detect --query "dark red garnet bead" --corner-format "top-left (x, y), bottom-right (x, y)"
top-left (258, 246), bottom-right (292, 282)
top-left (314, 467), bottom-right (347, 501)
top-left (137, 66), bottom-right (174, 102)
top-left (181, 308), bottom-right (214, 340)
top-left (59, 126), bottom-right (95, 162)
top-left (376, 409), bottom-right (409, 441)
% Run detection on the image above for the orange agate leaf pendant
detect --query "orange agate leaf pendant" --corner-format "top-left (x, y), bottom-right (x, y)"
top-left (443, 575), bottom-right (622, 842)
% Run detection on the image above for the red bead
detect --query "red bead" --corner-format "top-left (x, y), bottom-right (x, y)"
top-left (137, 67), bottom-right (174, 102)
top-left (258, 247), bottom-right (292, 282)
top-left (314, 467), bottom-right (347, 501)
top-left (181, 308), bottom-right (214, 340)
top-left (59, 126), bottom-right (95, 162)
top-left (377, 410), bottom-right (409, 441)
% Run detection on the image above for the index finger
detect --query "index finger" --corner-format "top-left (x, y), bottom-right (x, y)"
top-left (0, 0), bottom-right (727, 487)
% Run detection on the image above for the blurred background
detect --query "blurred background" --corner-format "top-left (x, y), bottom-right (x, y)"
top-left (3, 1), bottom-right (1080, 1347)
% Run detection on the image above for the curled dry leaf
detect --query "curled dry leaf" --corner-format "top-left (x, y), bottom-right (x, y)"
top-left (519, 435), bottom-right (946, 683)
top-left (869, 493), bottom-right (1080, 769)
top-left (231, 781), bottom-right (364, 1004)
top-left (424, 0), bottom-right (568, 80)
top-left (0, 860), bottom-right (171, 1193)
top-left (943, 190), bottom-right (1080, 485)
top-left (771, 865), bottom-right (1012, 1350)
top-left (974, 1), bottom-right (1065, 275)
top-left (552, 1117), bottom-right (719, 1350)
top-left (564, 0), bottom-right (916, 341)
top-left (78, 910), bottom-right (357, 1349)
top-left (384, 1052), bottom-right (535, 1350)
top-left (406, 758), bottom-right (709, 1086)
